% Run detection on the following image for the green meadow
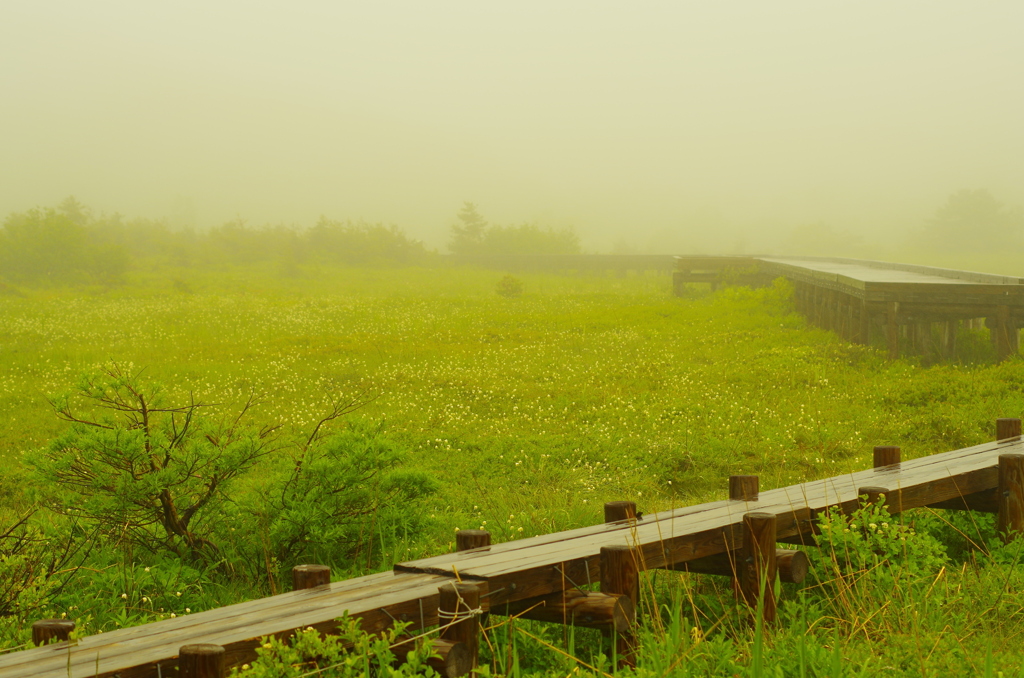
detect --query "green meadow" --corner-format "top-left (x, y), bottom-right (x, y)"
top-left (2, 264), bottom-right (1024, 676)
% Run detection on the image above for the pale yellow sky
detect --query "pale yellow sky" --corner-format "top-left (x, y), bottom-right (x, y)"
top-left (1, 2), bottom-right (1021, 252)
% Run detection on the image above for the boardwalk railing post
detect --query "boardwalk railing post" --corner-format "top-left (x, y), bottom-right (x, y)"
top-left (998, 454), bottom-right (1024, 543)
top-left (604, 501), bottom-right (637, 524)
top-left (456, 529), bottom-right (491, 552)
top-left (997, 418), bottom-right (1022, 441)
top-left (292, 564), bottom-right (330, 590)
top-left (600, 545), bottom-right (638, 666)
top-left (873, 446), bottom-right (901, 469)
top-left (454, 529), bottom-right (491, 629)
top-left (729, 475), bottom-right (758, 501)
top-left (438, 582), bottom-right (481, 674)
top-left (179, 644), bottom-right (225, 678)
top-left (739, 512), bottom-right (776, 624)
top-left (31, 619), bottom-right (74, 646)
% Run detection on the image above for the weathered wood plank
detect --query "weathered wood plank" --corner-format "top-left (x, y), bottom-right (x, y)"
top-left (397, 440), bottom-right (1014, 600)
top-left (0, 572), bottom-right (451, 678)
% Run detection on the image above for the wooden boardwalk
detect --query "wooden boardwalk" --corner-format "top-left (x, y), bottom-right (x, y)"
top-left (3, 419), bottom-right (1023, 677)
top-left (674, 256), bottom-right (1024, 360)
top-left (448, 254), bottom-right (676, 275)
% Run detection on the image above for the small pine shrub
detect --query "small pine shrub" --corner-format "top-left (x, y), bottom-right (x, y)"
top-left (495, 274), bottom-right (524, 298)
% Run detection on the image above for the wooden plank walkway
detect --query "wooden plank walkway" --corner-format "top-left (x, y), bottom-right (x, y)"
top-left (395, 436), bottom-right (1016, 603)
top-left (673, 256), bottom-right (1024, 360)
top-left (4, 428), bottom-right (1019, 677)
top-left (0, 571), bottom-right (450, 678)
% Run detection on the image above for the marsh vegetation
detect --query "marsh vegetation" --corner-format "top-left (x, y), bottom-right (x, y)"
top-left (2, 245), bottom-right (1024, 674)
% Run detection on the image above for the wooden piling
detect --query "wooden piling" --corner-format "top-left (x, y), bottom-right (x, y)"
top-left (887, 302), bottom-right (900, 360)
top-left (600, 545), bottom-right (638, 665)
top-left (739, 512), bottom-right (776, 623)
top-left (179, 644), bottom-right (225, 678)
top-left (438, 582), bottom-right (481, 673)
top-left (292, 564), bottom-right (330, 590)
top-left (456, 529), bottom-right (492, 552)
top-left (914, 322), bottom-right (931, 356)
top-left (988, 306), bottom-right (1019, 360)
top-left (856, 300), bottom-right (871, 345)
top-left (604, 501), bottom-right (638, 524)
top-left (997, 418), bottom-right (1022, 441)
top-left (998, 454), bottom-right (1024, 543)
top-left (31, 620), bottom-right (75, 646)
top-left (729, 475), bottom-right (759, 501)
top-left (941, 320), bottom-right (958, 360)
top-left (873, 446), bottom-right (901, 469)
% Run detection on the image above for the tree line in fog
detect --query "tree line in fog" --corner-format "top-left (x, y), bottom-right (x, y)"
top-left (1, 189), bottom-right (1019, 287)
top-left (0, 199), bottom-right (581, 287)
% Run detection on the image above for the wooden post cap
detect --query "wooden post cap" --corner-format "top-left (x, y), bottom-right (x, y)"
top-left (729, 475), bottom-right (759, 501)
top-left (179, 644), bottom-right (226, 678)
top-left (292, 564), bottom-right (331, 590)
top-left (455, 529), bottom-right (491, 552)
top-left (604, 501), bottom-right (637, 523)
top-left (997, 418), bottom-right (1022, 441)
top-left (777, 550), bottom-right (809, 585)
top-left (31, 619), bottom-right (75, 646)
top-left (872, 446), bottom-right (901, 469)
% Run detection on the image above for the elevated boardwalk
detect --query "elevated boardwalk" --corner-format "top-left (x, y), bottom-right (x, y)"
top-left (4, 419), bottom-right (1024, 677)
top-left (447, 254), bottom-right (676, 275)
top-left (674, 256), bottom-right (1024, 360)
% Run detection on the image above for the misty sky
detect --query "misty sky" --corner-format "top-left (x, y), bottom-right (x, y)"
top-left (1, 2), bottom-right (1021, 252)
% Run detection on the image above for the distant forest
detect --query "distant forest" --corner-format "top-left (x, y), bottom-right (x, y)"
top-left (0, 198), bottom-right (581, 287)
top-left (3, 191), bottom-right (1018, 288)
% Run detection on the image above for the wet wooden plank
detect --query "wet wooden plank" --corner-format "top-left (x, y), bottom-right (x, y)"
top-left (397, 440), bottom-right (1013, 602)
top-left (0, 571), bottom-right (451, 678)
top-left (398, 439), bottom-right (1008, 580)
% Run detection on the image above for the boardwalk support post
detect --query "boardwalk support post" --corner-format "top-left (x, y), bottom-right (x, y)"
top-left (179, 644), bottom-right (225, 678)
top-left (886, 302), bottom-right (900, 360)
top-left (31, 620), bottom-right (75, 646)
top-left (998, 454), bottom-right (1024, 543)
top-left (600, 545), bottom-right (638, 666)
top-left (739, 512), bottom-right (776, 624)
top-left (292, 564), bottom-right (330, 590)
top-left (438, 582), bottom-right (481, 674)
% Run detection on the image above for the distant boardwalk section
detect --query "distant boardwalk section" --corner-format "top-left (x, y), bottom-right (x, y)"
top-left (448, 254), bottom-right (676, 276)
top-left (674, 255), bottom-right (1024, 360)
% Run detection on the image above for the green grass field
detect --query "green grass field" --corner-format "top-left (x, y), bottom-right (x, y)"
top-left (2, 264), bottom-right (1024, 676)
